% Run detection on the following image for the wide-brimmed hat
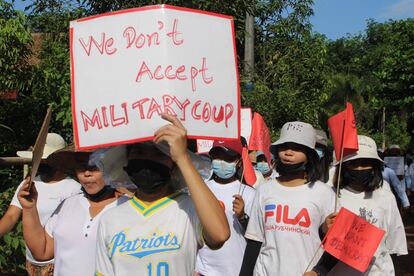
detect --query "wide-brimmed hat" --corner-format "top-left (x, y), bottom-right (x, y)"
top-left (209, 140), bottom-right (243, 158)
top-left (270, 122), bottom-right (317, 158)
top-left (337, 135), bottom-right (383, 165)
top-left (17, 133), bottom-right (66, 159)
top-left (46, 144), bottom-right (93, 173)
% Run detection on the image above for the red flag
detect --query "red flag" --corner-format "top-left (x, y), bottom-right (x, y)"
top-left (328, 102), bottom-right (358, 161)
top-left (249, 113), bottom-right (271, 165)
top-left (323, 208), bottom-right (385, 273)
top-left (242, 147), bottom-right (257, 186)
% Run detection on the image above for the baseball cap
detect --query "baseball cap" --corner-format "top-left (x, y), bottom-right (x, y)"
top-left (336, 135), bottom-right (383, 165)
top-left (210, 140), bottom-right (243, 157)
top-left (270, 121), bottom-right (317, 157)
top-left (17, 133), bottom-right (66, 159)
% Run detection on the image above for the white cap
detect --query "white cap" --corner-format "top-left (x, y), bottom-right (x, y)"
top-left (17, 133), bottom-right (66, 159)
top-left (338, 135), bottom-right (383, 164)
top-left (270, 121), bottom-right (317, 157)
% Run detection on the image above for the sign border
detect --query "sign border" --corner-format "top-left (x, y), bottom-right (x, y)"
top-left (70, 4), bottom-right (240, 150)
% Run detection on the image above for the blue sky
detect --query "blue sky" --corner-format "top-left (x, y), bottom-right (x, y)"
top-left (10, 0), bottom-right (414, 40)
top-left (311, 0), bottom-right (414, 39)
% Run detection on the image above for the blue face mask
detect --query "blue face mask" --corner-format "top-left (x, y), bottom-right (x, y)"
top-left (212, 159), bottom-right (237, 179)
top-left (315, 148), bottom-right (324, 160)
top-left (255, 162), bottom-right (271, 174)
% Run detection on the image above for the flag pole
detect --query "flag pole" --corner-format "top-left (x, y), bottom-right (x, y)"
top-left (238, 150), bottom-right (246, 195)
top-left (335, 116), bottom-right (347, 212)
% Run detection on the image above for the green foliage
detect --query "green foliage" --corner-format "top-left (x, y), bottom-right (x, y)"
top-left (0, 0), bottom-right (33, 94)
top-left (0, 168), bottom-right (26, 274)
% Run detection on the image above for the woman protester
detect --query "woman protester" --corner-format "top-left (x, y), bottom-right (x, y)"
top-left (308, 135), bottom-right (408, 276)
top-left (240, 122), bottom-right (336, 276)
top-left (0, 133), bottom-right (80, 276)
top-left (18, 146), bottom-right (129, 276)
top-left (95, 113), bottom-right (230, 276)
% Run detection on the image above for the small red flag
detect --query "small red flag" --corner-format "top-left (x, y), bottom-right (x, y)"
top-left (328, 102), bottom-right (358, 161)
top-left (249, 112), bottom-right (271, 165)
top-left (242, 147), bottom-right (257, 186)
top-left (323, 207), bottom-right (385, 273)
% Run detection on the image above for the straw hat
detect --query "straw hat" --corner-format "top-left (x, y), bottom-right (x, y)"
top-left (17, 133), bottom-right (66, 159)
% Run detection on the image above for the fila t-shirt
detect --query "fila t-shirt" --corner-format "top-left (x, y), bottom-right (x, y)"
top-left (245, 179), bottom-right (336, 276)
top-left (328, 186), bottom-right (407, 276)
top-left (196, 180), bottom-right (256, 276)
top-left (95, 191), bottom-right (203, 276)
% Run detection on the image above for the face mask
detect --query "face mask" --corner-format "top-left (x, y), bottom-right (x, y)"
top-left (82, 185), bottom-right (114, 202)
top-left (276, 160), bottom-right (306, 176)
top-left (125, 160), bottom-right (171, 194)
top-left (212, 159), bottom-right (237, 179)
top-left (315, 148), bottom-right (324, 160)
top-left (343, 168), bottom-right (374, 188)
top-left (256, 162), bottom-right (271, 174)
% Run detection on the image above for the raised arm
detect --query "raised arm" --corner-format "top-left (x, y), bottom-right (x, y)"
top-left (18, 179), bottom-right (54, 261)
top-left (154, 113), bottom-right (230, 249)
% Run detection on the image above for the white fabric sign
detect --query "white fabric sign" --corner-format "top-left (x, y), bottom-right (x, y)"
top-left (384, 156), bottom-right (405, 175)
top-left (196, 107), bottom-right (251, 153)
top-left (70, 5), bottom-right (240, 149)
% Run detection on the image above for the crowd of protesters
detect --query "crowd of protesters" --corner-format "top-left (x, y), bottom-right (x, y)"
top-left (0, 113), bottom-right (410, 276)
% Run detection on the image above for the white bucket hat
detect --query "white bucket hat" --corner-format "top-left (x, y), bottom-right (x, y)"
top-left (270, 121), bottom-right (317, 157)
top-left (17, 133), bottom-right (66, 159)
top-left (336, 135), bottom-right (383, 165)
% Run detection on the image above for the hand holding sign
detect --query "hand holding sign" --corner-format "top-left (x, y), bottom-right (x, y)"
top-left (154, 113), bottom-right (188, 164)
top-left (323, 207), bottom-right (385, 273)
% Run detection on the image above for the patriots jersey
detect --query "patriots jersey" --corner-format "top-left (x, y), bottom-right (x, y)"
top-left (95, 191), bottom-right (203, 276)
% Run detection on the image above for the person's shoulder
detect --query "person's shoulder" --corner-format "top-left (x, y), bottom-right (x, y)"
top-left (310, 180), bottom-right (335, 194)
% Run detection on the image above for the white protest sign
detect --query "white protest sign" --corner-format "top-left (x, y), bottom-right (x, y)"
top-left (70, 5), bottom-right (240, 149)
top-left (197, 107), bottom-right (252, 153)
top-left (384, 156), bottom-right (405, 175)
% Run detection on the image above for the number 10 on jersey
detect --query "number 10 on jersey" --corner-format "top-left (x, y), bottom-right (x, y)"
top-left (147, 261), bottom-right (169, 276)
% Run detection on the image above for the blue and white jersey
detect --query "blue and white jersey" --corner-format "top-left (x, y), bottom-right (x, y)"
top-left (95, 191), bottom-right (203, 276)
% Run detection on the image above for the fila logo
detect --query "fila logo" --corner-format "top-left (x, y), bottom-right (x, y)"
top-left (265, 204), bottom-right (311, 228)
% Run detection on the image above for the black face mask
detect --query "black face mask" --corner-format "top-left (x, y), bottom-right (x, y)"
top-left (125, 160), bottom-right (171, 194)
top-left (276, 160), bottom-right (306, 176)
top-left (82, 185), bottom-right (114, 202)
top-left (343, 168), bottom-right (374, 188)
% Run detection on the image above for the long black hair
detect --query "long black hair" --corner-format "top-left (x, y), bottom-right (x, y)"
top-left (333, 158), bottom-right (383, 192)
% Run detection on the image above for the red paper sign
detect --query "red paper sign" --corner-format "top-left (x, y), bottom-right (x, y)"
top-left (242, 147), bottom-right (256, 186)
top-left (328, 102), bottom-right (358, 160)
top-left (323, 207), bottom-right (385, 273)
top-left (249, 112), bottom-right (271, 165)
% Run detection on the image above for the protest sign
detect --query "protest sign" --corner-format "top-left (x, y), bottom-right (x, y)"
top-left (384, 156), bottom-right (405, 176)
top-left (196, 107), bottom-right (251, 153)
top-left (323, 207), bottom-right (385, 273)
top-left (70, 5), bottom-right (240, 149)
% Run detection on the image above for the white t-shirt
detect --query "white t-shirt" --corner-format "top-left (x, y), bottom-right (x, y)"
top-left (45, 193), bottom-right (128, 276)
top-left (196, 180), bottom-right (256, 276)
top-left (10, 177), bottom-right (81, 265)
top-left (328, 186), bottom-right (408, 276)
top-left (95, 191), bottom-right (203, 276)
top-left (245, 179), bottom-right (336, 276)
